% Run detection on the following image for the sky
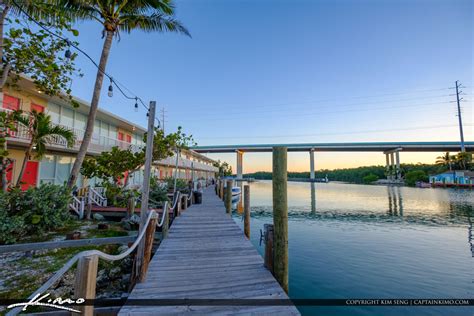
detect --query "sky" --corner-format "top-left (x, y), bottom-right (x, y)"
top-left (66, 0), bottom-right (472, 172)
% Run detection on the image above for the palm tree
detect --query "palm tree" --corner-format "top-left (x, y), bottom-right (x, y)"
top-left (454, 152), bottom-right (472, 171)
top-left (15, 111), bottom-right (75, 187)
top-left (436, 152), bottom-right (454, 171)
top-left (63, 0), bottom-right (190, 189)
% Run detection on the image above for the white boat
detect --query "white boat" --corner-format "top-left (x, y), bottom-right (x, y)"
top-left (231, 186), bottom-right (241, 203)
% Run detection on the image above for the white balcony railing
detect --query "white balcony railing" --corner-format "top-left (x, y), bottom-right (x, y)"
top-left (1, 107), bottom-right (143, 154)
top-left (157, 155), bottom-right (218, 173)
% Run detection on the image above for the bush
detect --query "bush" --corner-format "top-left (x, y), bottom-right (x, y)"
top-left (164, 177), bottom-right (190, 193)
top-left (0, 183), bottom-right (73, 244)
top-left (103, 182), bottom-right (140, 208)
top-left (362, 173), bottom-right (379, 184)
top-left (405, 170), bottom-right (428, 186)
top-left (149, 178), bottom-right (169, 207)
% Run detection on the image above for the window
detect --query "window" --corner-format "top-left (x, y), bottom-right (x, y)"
top-left (47, 103), bottom-right (60, 124)
top-left (75, 112), bottom-right (87, 133)
top-left (39, 155), bottom-right (56, 184)
top-left (3, 94), bottom-right (20, 110)
top-left (62, 107), bottom-right (74, 127)
top-left (56, 156), bottom-right (72, 184)
top-left (31, 103), bottom-right (44, 113)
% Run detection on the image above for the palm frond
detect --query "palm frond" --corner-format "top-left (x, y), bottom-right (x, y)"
top-left (46, 124), bottom-right (76, 147)
top-left (119, 12), bottom-right (190, 36)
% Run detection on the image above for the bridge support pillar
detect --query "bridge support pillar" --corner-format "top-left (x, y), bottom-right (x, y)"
top-left (385, 153), bottom-right (390, 179)
top-left (395, 151), bottom-right (401, 180)
top-left (236, 150), bottom-right (243, 180)
top-left (389, 153), bottom-right (395, 180)
top-left (309, 149), bottom-right (315, 180)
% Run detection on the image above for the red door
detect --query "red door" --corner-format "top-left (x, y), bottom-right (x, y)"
top-left (118, 132), bottom-right (124, 141)
top-left (3, 94), bottom-right (20, 110)
top-left (31, 103), bottom-right (44, 113)
top-left (126, 134), bottom-right (132, 143)
top-left (20, 161), bottom-right (39, 190)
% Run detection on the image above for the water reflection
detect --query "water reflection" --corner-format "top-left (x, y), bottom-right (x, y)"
top-left (310, 182), bottom-right (316, 214)
top-left (247, 181), bottom-right (473, 227)
top-left (233, 181), bottom-right (474, 316)
top-left (387, 186), bottom-right (403, 216)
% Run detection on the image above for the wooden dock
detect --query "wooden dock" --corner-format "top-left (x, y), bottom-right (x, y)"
top-left (119, 187), bottom-right (300, 315)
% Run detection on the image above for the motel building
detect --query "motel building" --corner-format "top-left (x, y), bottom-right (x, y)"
top-left (2, 77), bottom-right (218, 190)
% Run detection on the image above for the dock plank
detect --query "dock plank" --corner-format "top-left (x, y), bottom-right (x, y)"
top-left (119, 187), bottom-right (300, 315)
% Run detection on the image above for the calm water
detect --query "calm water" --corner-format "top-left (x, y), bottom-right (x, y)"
top-left (231, 181), bottom-right (474, 316)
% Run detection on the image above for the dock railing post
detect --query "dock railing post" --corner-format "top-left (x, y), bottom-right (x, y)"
top-left (263, 224), bottom-right (274, 272)
top-left (74, 254), bottom-right (98, 316)
top-left (162, 207), bottom-right (169, 239)
top-left (140, 212), bottom-right (158, 282)
top-left (220, 180), bottom-right (225, 200)
top-left (244, 185), bottom-right (250, 238)
top-left (272, 146), bottom-right (289, 293)
top-left (225, 180), bottom-right (233, 214)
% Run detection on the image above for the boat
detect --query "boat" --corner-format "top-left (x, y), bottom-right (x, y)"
top-left (416, 181), bottom-right (432, 188)
top-left (231, 186), bottom-right (241, 203)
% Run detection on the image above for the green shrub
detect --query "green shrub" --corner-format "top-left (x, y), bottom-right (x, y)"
top-left (149, 179), bottom-right (169, 205)
top-left (102, 182), bottom-right (140, 207)
top-left (405, 170), bottom-right (428, 186)
top-left (164, 177), bottom-right (190, 193)
top-left (362, 173), bottom-right (379, 184)
top-left (0, 183), bottom-right (72, 244)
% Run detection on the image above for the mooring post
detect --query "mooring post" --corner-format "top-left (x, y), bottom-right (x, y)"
top-left (74, 254), bottom-right (98, 316)
top-left (225, 180), bottom-right (233, 214)
top-left (272, 146), bottom-right (289, 293)
top-left (162, 207), bottom-right (169, 239)
top-left (127, 196), bottom-right (135, 219)
top-left (140, 213), bottom-right (158, 282)
top-left (264, 223), bottom-right (274, 272)
top-left (220, 180), bottom-right (225, 200)
top-left (244, 184), bottom-right (250, 238)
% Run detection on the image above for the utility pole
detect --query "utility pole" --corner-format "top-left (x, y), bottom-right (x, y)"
top-left (160, 106), bottom-right (167, 134)
top-left (135, 100), bottom-right (156, 281)
top-left (455, 80), bottom-right (465, 152)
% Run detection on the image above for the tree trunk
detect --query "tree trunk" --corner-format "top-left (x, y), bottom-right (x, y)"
top-left (16, 144), bottom-right (33, 187)
top-left (67, 31), bottom-right (114, 189)
top-left (0, 3), bottom-right (10, 192)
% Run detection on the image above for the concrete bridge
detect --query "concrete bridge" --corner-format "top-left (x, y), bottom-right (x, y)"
top-left (193, 141), bottom-right (474, 181)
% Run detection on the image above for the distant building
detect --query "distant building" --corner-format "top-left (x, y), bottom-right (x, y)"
top-left (2, 77), bottom-right (218, 190)
top-left (429, 170), bottom-right (474, 187)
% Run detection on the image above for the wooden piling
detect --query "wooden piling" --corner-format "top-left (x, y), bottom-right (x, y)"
top-left (127, 196), bottom-right (135, 219)
top-left (220, 180), bottom-right (225, 200)
top-left (272, 146), bottom-right (289, 293)
top-left (225, 180), bottom-right (233, 214)
top-left (263, 224), bottom-right (274, 273)
top-left (162, 208), bottom-right (169, 239)
top-left (244, 185), bottom-right (250, 238)
top-left (74, 254), bottom-right (98, 316)
top-left (140, 214), bottom-right (157, 282)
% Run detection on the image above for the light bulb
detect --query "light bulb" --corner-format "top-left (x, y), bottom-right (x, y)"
top-left (134, 98), bottom-right (138, 112)
top-left (108, 80), bottom-right (113, 97)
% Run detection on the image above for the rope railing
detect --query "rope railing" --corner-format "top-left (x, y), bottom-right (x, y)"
top-left (6, 210), bottom-right (157, 316)
top-left (154, 201), bottom-right (169, 228)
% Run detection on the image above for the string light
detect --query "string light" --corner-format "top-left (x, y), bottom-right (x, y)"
top-left (64, 40), bottom-right (72, 59)
top-left (10, 0), bottom-right (163, 127)
top-left (108, 78), bottom-right (113, 97)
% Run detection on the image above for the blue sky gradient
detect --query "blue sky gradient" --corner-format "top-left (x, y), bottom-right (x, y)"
top-left (67, 0), bottom-right (472, 171)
